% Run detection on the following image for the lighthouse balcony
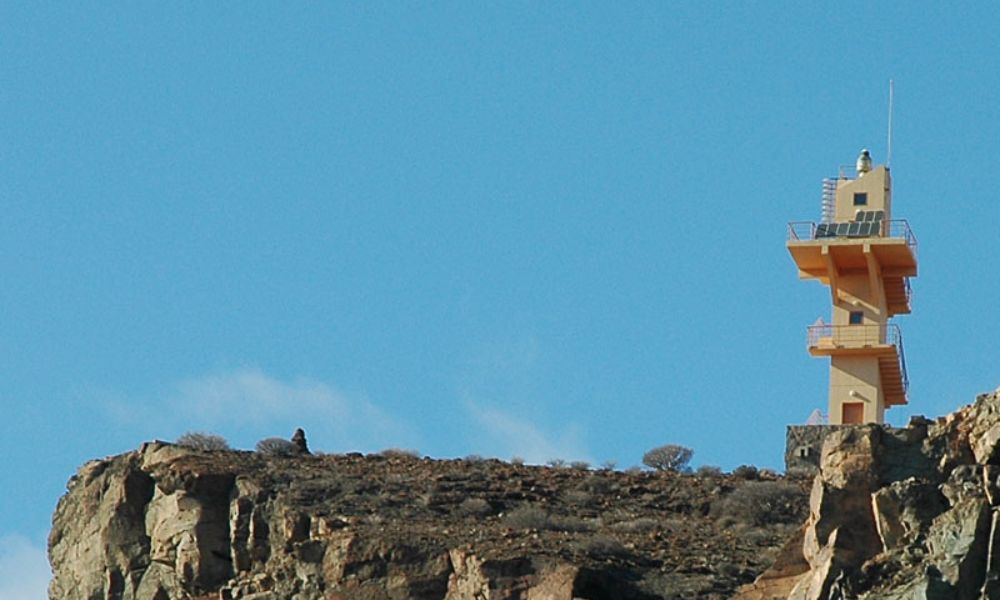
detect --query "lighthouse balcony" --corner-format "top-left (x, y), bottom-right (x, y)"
top-left (787, 218), bottom-right (916, 254)
top-left (807, 323), bottom-right (910, 407)
top-left (786, 219), bottom-right (918, 312)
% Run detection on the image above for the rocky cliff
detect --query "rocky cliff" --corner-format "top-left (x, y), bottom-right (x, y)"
top-left (49, 444), bottom-right (806, 599)
top-left (736, 388), bottom-right (1000, 600)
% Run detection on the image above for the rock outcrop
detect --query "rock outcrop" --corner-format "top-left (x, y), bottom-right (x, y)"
top-left (736, 388), bottom-right (1000, 600)
top-left (49, 444), bottom-right (806, 599)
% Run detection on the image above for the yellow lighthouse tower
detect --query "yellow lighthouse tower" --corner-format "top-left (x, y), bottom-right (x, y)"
top-left (787, 150), bottom-right (917, 424)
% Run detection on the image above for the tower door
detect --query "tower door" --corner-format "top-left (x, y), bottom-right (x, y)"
top-left (842, 402), bottom-right (865, 424)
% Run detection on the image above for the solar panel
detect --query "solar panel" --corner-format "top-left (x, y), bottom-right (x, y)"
top-left (873, 210), bottom-right (885, 221)
top-left (837, 222), bottom-right (851, 236)
top-left (847, 222), bottom-right (862, 236)
top-left (815, 223), bottom-right (834, 238)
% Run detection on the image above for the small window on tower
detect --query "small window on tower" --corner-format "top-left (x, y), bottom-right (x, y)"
top-left (849, 311), bottom-right (864, 325)
top-left (854, 192), bottom-right (868, 206)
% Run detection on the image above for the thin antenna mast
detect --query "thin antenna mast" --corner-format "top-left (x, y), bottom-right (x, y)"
top-left (886, 79), bottom-right (895, 168)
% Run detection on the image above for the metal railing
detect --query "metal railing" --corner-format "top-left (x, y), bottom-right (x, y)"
top-left (836, 166), bottom-right (858, 180)
top-left (806, 323), bottom-right (909, 393)
top-left (787, 219), bottom-right (918, 255)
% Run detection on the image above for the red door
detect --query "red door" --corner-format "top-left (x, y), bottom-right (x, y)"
top-left (842, 402), bottom-right (864, 424)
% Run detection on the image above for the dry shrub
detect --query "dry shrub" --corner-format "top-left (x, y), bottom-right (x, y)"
top-left (576, 535), bottom-right (628, 558)
top-left (696, 465), bottom-right (723, 477)
top-left (255, 437), bottom-right (297, 456)
top-left (610, 517), bottom-right (659, 534)
top-left (578, 474), bottom-right (615, 495)
top-left (504, 506), bottom-right (593, 532)
top-left (379, 448), bottom-right (420, 459)
top-left (176, 432), bottom-right (230, 451)
top-left (562, 489), bottom-right (594, 507)
top-left (457, 498), bottom-right (492, 517)
top-left (715, 481), bottom-right (804, 526)
top-left (642, 444), bottom-right (693, 472)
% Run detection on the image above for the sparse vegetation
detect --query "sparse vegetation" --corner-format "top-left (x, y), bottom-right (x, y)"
top-left (610, 517), bottom-right (659, 534)
top-left (732, 464), bottom-right (760, 480)
top-left (547, 458), bottom-right (567, 468)
top-left (714, 481), bottom-right (804, 526)
top-left (642, 444), bottom-right (694, 472)
top-left (600, 460), bottom-right (617, 471)
top-left (570, 460), bottom-right (591, 471)
top-left (578, 474), bottom-right (615, 495)
top-left (785, 466), bottom-right (815, 480)
top-left (576, 534), bottom-right (628, 558)
top-left (379, 448), bottom-right (420, 459)
top-left (510, 456), bottom-right (525, 466)
top-left (503, 505), bottom-right (593, 532)
top-left (457, 497), bottom-right (493, 517)
top-left (562, 489), bottom-right (594, 507)
top-left (256, 437), bottom-right (298, 457)
top-left (176, 431), bottom-right (230, 451)
top-left (696, 465), bottom-right (723, 477)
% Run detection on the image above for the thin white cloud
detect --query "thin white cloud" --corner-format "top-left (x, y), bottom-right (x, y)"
top-left (464, 402), bottom-right (591, 465)
top-left (101, 368), bottom-right (415, 454)
top-left (0, 535), bottom-right (50, 600)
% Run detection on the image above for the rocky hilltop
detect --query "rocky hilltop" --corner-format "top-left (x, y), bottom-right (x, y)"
top-left (737, 388), bottom-right (1000, 600)
top-left (51, 388), bottom-right (1000, 599)
top-left (49, 443), bottom-right (806, 599)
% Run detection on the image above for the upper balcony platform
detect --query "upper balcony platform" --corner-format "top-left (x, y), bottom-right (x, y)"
top-left (787, 218), bottom-right (917, 278)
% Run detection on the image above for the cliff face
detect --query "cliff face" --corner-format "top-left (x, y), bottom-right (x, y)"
top-left (737, 388), bottom-right (1000, 600)
top-left (49, 444), bottom-right (806, 599)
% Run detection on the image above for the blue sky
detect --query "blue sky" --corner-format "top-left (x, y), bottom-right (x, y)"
top-left (2, 3), bottom-right (999, 596)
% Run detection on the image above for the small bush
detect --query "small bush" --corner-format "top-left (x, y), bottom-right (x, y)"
top-left (510, 456), bottom-right (525, 466)
top-left (600, 460), bottom-right (617, 471)
top-left (610, 517), bottom-right (659, 534)
top-left (256, 437), bottom-right (298, 457)
top-left (696, 465), bottom-right (723, 477)
top-left (547, 458), bottom-right (567, 468)
top-left (504, 506), bottom-right (551, 530)
top-left (563, 489), bottom-right (594, 507)
top-left (570, 461), bottom-right (591, 471)
top-left (578, 475), bottom-right (614, 495)
top-left (642, 444), bottom-right (693, 472)
top-left (176, 432), bottom-right (230, 451)
top-left (457, 498), bottom-right (493, 517)
top-left (715, 481), bottom-right (804, 526)
top-left (577, 535), bottom-right (628, 558)
top-left (785, 466), bottom-right (816, 480)
top-left (732, 464), bottom-right (760, 480)
top-left (379, 448), bottom-right (420, 459)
